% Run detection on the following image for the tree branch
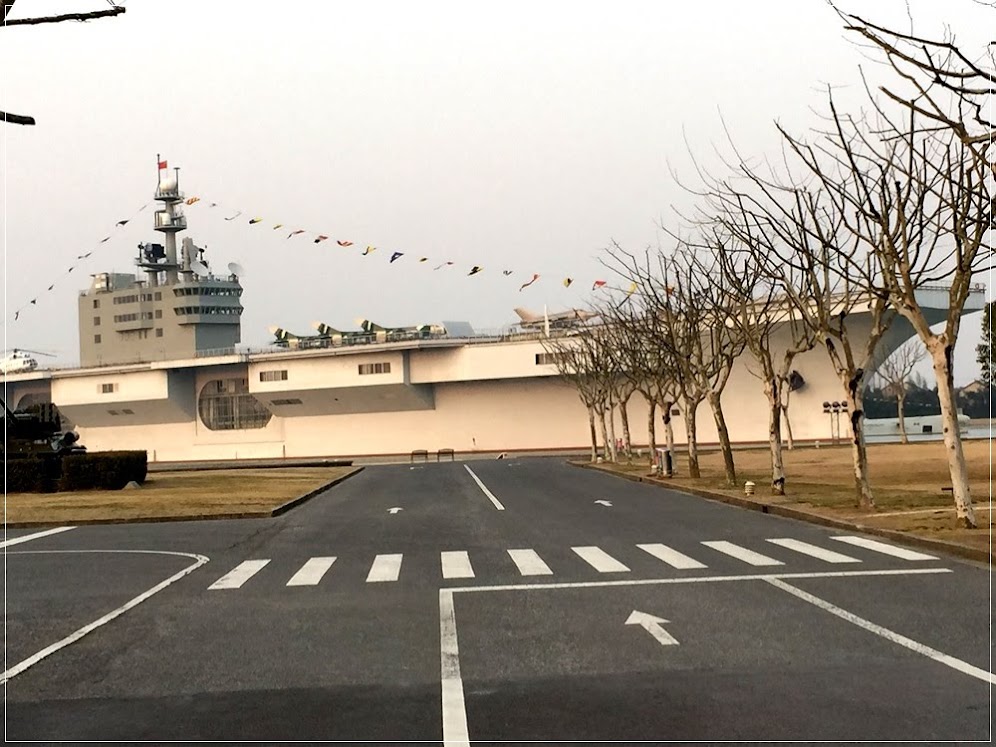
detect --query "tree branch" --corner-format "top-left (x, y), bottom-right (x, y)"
top-left (1, 110), bottom-right (36, 125)
top-left (4, 6), bottom-right (125, 27)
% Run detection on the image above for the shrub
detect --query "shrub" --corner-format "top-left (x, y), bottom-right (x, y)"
top-left (58, 450), bottom-right (148, 492)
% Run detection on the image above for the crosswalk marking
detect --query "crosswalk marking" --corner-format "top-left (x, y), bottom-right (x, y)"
top-left (637, 543), bottom-right (708, 569)
top-left (831, 535), bottom-right (938, 561)
top-left (766, 538), bottom-right (860, 564)
top-left (287, 557), bottom-right (337, 586)
top-left (571, 546), bottom-right (630, 573)
top-left (441, 551), bottom-right (475, 579)
top-left (208, 559), bottom-right (271, 590)
top-left (366, 553), bottom-right (404, 583)
top-left (507, 549), bottom-right (553, 576)
top-left (701, 541), bottom-right (784, 567)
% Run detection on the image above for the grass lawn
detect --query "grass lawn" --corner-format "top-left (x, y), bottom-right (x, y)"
top-left (597, 439), bottom-right (993, 555)
top-left (4, 466), bottom-right (357, 524)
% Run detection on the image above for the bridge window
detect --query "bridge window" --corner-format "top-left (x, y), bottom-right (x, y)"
top-left (198, 378), bottom-right (272, 431)
top-left (100, 383), bottom-right (116, 393)
top-left (271, 398), bottom-right (302, 405)
top-left (259, 370), bottom-right (289, 382)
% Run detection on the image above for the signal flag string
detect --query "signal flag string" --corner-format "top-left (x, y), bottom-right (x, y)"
top-left (9, 202), bottom-right (151, 324)
top-left (183, 194), bottom-right (634, 302)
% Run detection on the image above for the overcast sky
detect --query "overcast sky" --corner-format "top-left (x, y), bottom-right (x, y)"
top-left (2, 0), bottom-right (991, 382)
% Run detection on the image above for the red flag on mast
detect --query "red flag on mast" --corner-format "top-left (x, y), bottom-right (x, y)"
top-left (158, 159), bottom-right (168, 170)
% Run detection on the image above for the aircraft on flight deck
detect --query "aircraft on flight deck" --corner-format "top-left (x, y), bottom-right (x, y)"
top-left (1, 349), bottom-right (55, 375)
top-left (356, 319), bottom-right (446, 341)
top-left (513, 307), bottom-right (599, 330)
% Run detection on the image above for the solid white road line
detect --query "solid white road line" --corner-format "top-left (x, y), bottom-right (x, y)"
top-left (701, 540), bottom-right (784, 567)
top-left (766, 577), bottom-right (995, 685)
top-left (0, 526), bottom-right (76, 548)
top-left (766, 538), bottom-right (861, 564)
top-left (572, 546), bottom-right (630, 573)
top-left (366, 553), bottom-right (403, 583)
top-left (286, 556), bottom-right (337, 586)
top-left (208, 559), bottom-right (270, 590)
top-left (830, 535), bottom-right (938, 561)
top-left (507, 548), bottom-right (553, 576)
top-left (1, 549), bottom-right (209, 684)
top-left (463, 465), bottom-right (505, 510)
top-left (637, 543), bottom-right (708, 569)
top-left (447, 567), bottom-right (951, 594)
top-left (441, 551), bottom-right (475, 579)
top-left (439, 589), bottom-right (470, 747)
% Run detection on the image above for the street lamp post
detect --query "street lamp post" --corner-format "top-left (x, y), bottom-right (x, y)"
top-left (822, 400), bottom-right (849, 444)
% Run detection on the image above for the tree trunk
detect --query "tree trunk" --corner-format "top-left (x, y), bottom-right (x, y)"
top-left (606, 400), bottom-right (618, 463)
top-left (646, 398), bottom-right (657, 467)
top-left (663, 403), bottom-right (676, 476)
top-left (767, 383), bottom-right (786, 496)
top-left (707, 391), bottom-right (736, 486)
top-left (896, 392), bottom-right (908, 444)
top-left (620, 396), bottom-right (633, 464)
top-left (929, 343), bottom-right (976, 528)
top-left (782, 387), bottom-right (795, 449)
top-left (587, 407), bottom-right (598, 463)
top-left (598, 408), bottom-right (611, 463)
top-left (682, 397), bottom-right (701, 478)
top-left (841, 376), bottom-right (874, 509)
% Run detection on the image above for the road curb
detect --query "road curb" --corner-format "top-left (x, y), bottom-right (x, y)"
top-left (5, 467), bottom-right (364, 529)
top-left (574, 461), bottom-right (992, 565)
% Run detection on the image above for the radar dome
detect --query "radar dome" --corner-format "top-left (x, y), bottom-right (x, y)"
top-left (159, 176), bottom-right (177, 191)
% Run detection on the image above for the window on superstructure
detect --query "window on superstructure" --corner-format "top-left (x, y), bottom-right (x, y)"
top-left (94, 317), bottom-right (101, 326)
top-left (156, 328), bottom-right (163, 338)
top-left (100, 383), bottom-right (116, 393)
top-left (259, 370), bottom-right (289, 382)
top-left (93, 299), bottom-right (100, 309)
top-left (94, 334), bottom-right (102, 344)
top-left (358, 362), bottom-right (391, 375)
top-left (154, 292), bottom-right (162, 301)
top-left (155, 309), bottom-right (162, 319)
top-left (535, 353), bottom-right (562, 365)
top-left (198, 378), bottom-right (273, 431)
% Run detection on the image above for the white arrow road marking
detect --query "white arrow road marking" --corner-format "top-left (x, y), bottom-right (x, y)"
top-left (594, 499), bottom-right (613, 507)
top-left (286, 557), bottom-right (336, 586)
top-left (626, 610), bottom-right (680, 646)
top-left (0, 526), bottom-right (76, 548)
top-left (463, 465), bottom-right (505, 510)
top-left (387, 507), bottom-right (404, 514)
top-left (208, 559), bottom-right (270, 589)
top-left (830, 535), bottom-right (937, 561)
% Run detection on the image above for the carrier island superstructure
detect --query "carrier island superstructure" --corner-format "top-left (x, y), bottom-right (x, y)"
top-left (5, 164), bottom-right (984, 462)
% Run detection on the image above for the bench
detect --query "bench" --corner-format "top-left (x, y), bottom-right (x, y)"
top-left (410, 449), bottom-right (429, 464)
top-left (437, 448), bottom-right (455, 462)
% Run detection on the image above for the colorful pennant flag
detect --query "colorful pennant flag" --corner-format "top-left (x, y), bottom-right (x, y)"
top-left (337, 240), bottom-right (354, 247)
top-left (100, 237), bottom-right (110, 243)
top-left (468, 266), bottom-right (483, 276)
top-left (116, 219), bottom-right (129, 226)
top-left (418, 257), bottom-right (428, 263)
top-left (434, 261), bottom-right (454, 270)
top-left (363, 246), bottom-right (376, 256)
top-left (287, 229), bottom-right (305, 239)
top-left (519, 274), bottom-right (540, 291)
top-left (314, 235), bottom-right (329, 244)
top-left (249, 217), bottom-right (263, 225)
top-left (224, 211), bottom-right (242, 221)
top-left (185, 197), bottom-right (200, 205)
top-left (563, 277), bottom-right (573, 288)
top-left (390, 252), bottom-right (404, 263)
top-left (272, 224), bottom-right (283, 230)
top-left (503, 270), bottom-right (513, 276)
top-left (592, 280), bottom-right (607, 291)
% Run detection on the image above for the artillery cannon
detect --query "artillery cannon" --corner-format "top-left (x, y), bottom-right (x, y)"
top-left (1, 399), bottom-right (85, 458)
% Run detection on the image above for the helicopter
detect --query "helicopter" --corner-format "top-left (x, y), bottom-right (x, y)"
top-left (1, 349), bottom-right (55, 374)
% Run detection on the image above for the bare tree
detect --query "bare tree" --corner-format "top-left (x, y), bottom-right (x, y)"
top-left (875, 341), bottom-right (927, 443)
top-left (709, 227), bottom-right (817, 494)
top-left (2, 0), bottom-right (127, 126)
top-left (541, 333), bottom-right (603, 462)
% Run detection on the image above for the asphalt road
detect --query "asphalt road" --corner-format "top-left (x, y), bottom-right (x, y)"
top-left (4, 458), bottom-right (992, 744)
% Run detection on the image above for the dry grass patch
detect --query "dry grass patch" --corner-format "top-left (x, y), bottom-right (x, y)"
top-left (595, 439), bottom-right (993, 554)
top-left (5, 466), bottom-right (356, 524)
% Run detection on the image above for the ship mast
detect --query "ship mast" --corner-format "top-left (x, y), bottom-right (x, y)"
top-left (152, 154), bottom-right (187, 285)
